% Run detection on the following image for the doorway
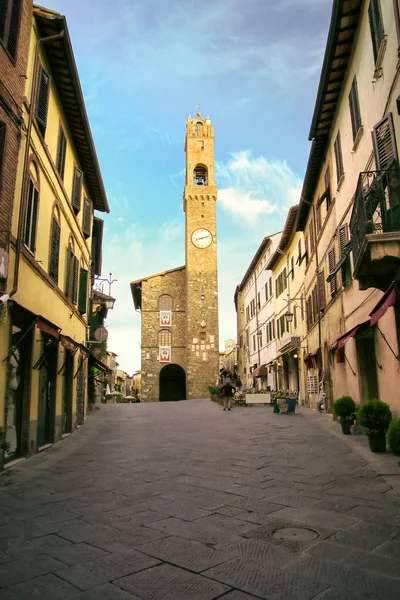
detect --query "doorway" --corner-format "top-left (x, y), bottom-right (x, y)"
top-left (38, 335), bottom-right (57, 447)
top-left (159, 364), bottom-right (186, 401)
top-left (356, 334), bottom-right (379, 402)
top-left (61, 351), bottom-right (74, 435)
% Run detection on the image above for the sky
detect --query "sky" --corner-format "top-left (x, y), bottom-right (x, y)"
top-left (49, 0), bottom-right (332, 374)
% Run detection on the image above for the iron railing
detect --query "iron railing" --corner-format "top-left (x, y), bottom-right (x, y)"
top-left (350, 165), bottom-right (400, 268)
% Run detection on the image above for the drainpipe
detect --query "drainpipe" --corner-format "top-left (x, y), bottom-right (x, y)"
top-left (10, 29), bottom-right (65, 298)
top-left (254, 273), bottom-right (261, 368)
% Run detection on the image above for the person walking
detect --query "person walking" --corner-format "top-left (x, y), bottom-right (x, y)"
top-left (221, 379), bottom-right (236, 411)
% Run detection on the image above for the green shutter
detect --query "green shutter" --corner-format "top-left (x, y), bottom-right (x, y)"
top-left (35, 67), bottom-right (50, 136)
top-left (71, 167), bottom-right (82, 213)
top-left (72, 256), bottom-right (79, 305)
top-left (30, 187), bottom-right (39, 253)
top-left (78, 268), bottom-right (88, 314)
top-left (49, 217), bottom-right (61, 284)
top-left (65, 248), bottom-right (73, 296)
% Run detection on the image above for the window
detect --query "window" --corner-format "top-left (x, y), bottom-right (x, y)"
top-left (82, 197), bottom-right (92, 239)
top-left (334, 131), bottom-right (344, 183)
top-left (265, 281), bottom-right (269, 302)
top-left (159, 329), bottom-right (171, 346)
top-left (253, 335), bottom-right (256, 351)
top-left (35, 66), bottom-right (50, 136)
top-left (372, 113), bottom-right (398, 170)
top-left (310, 220), bottom-right (315, 254)
top-left (159, 294), bottom-right (172, 311)
top-left (318, 270), bottom-right (326, 311)
top-left (195, 122), bottom-right (202, 136)
top-left (71, 167), bottom-right (82, 213)
top-left (257, 292), bottom-right (260, 310)
top-left (328, 247), bottom-right (337, 296)
top-left (368, 0), bottom-right (385, 64)
top-left (56, 125), bottom-right (67, 180)
top-left (91, 217), bottom-right (103, 276)
top-left (65, 240), bottom-right (79, 305)
top-left (258, 331), bottom-right (262, 347)
top-left (0, 122), bottom-right (5, 188)
top-left (0, 0), bottom-right (21, 60)
top-left (193, 164), bottom-right (207, 186)
top-left (349, 77), bottom-right (362, 142)
top-left (338, 224), bottom-right (352, 285)
top-left (291, 256), bottom-right (294, 280)
top-left (49, 209), bottom-right (61, 284)
top-left (23, 178), bottom-right (39, 254)
top-left (269, 277), bottom-right (272, 297)
top-left (316, 204), bottom-right (322, 234)
top-left (78, 265), bottom-right (88, 315)
top-left (199, 331), bottom-right (206, 341)
top-left (324, 166), bottom-right (331, 210)
top-left (246, 306), bottom-right (250, 323)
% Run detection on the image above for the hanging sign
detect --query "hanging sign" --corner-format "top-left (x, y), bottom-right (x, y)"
top-left (159, 346), bottom-right (171, 363)
top-left (160, 310), bottom-right (172, 327)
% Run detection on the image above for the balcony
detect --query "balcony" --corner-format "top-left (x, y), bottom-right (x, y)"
top-left (350, 165), bottom-right (400, 290)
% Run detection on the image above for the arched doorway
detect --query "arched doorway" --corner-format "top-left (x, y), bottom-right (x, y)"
top-left (159, 364), bottom-right (186, 401)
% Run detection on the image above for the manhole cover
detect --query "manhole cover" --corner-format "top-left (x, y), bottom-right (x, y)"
top-left (272, 527), bottom-right (319, 542)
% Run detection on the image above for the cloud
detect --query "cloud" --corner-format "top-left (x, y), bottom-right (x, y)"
top-left (216, 151), bottom-right (302, 226)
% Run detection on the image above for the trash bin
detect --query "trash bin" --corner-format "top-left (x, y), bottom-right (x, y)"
top-left (285, 397), bottom-right (296, 413)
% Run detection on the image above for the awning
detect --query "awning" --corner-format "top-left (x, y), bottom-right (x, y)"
top-left (370, 283), bottom-right (397, 326)
top-left (304, 350), bottom-right (318, 369)
top-left (326, 244), bottom-right (351, 283)
top-left (37, 316), bottom-right (60, 339)
top-left (334, 320), bottom-right (370, 363)
top-left (252, 364), bottom-right (268, 378)
top-left (60, 335), bottom-right (79, 353)
top-left (89, 353), bottom-right (109, 373)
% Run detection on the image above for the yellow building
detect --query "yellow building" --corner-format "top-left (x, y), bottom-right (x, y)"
top-left (295, 0), bottom-right (400, 413)
top-left (0, 6), bottom-right (109, 463)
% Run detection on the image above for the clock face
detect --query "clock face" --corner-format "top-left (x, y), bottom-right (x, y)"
top-left (191, 228), bottom-right (212, 249)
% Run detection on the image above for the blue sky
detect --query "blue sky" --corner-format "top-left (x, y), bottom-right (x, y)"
top-left (49, 0), bottom-right (332, 373)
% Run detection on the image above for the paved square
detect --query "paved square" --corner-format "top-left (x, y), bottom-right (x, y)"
top-left (0, 401), bottom-right (399, 599)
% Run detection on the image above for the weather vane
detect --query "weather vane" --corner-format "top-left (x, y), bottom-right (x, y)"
top-left (196, 104), bottom-right (201, 116)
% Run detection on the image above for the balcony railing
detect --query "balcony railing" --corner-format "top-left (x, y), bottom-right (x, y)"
top-left (350, 164), bottom-right (400, 269)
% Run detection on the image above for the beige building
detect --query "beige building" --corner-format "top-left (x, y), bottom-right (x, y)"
top-left (130, 112), bottom-right (219, 401)
top-left (219, 339), bottom-right (237, 376)
top-left (295, 0), bottom-right (400, 414)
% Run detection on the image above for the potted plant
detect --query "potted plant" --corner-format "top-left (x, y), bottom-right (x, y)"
top-left (208, 385), bottom-right (221, 403)
top-left (333, 396), bottom-right (357, 434)
top-left (357, 400), bottom-right (392, 453)
top-left (387, 418), bottom-right (400, 455)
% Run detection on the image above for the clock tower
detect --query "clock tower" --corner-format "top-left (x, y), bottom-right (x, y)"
top-left (184, 111), bottom-right (219, 397)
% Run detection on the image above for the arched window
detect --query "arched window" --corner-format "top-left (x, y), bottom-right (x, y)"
top-left (159, 329), bottom-right (172, 347)
top-left (49, 205), bottom-right (61, 284)
top-left (66, 236), bottom-right (79, 305)
top-left (195, 122), bottom-right (203, 137)
top-left (193, 164), bottom-right (208, 186)
top-left (159, 294), bottom-right (173, 311)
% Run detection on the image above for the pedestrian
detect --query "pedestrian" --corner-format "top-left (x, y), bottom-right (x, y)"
top-left (221, 379), bottom-right (236, 411)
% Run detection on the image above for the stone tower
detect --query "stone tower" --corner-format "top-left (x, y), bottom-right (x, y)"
top-left (184, 112), bottom-right (219, 398)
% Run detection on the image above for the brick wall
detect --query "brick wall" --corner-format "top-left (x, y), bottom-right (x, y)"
top-left (0, 0), bottom-right (32, 292)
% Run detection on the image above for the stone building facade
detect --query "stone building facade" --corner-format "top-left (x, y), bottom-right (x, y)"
top-left (131, 113), bottom-right (219, 402)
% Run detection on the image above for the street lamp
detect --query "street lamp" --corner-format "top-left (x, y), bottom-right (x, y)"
top-left (104, 298), bottom-right (115, 310)
top-left (285, 310), bottom-right (294, 325)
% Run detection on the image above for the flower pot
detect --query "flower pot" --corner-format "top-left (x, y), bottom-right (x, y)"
top-left (340, 420), bottom-right (353, 435)
top-left (367, 432), bottom-right (386, 453)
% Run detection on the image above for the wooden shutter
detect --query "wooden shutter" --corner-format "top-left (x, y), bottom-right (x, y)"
top-left (318, 270), bottom-right (326, 311)
top-left (368, 0), bottom-right (385, 63)
top-left (328, 247), bottom-right (337, 295)
top-left (0, 0), bottom-right (21, 59)
top-left (283, 268), bottom-right (287, 290)
top-left (26, 186), bottom-right (39, 254)
top-left (65, 247), bottom-right (73, 296)
top-left (82, 198), bottom-right (92, 238)
top-left (316, 204), bottom-right (321, 233)
top-left (372, 114), bottom-right (398, 171)
top-left (56, 126), bottom-right (67, 180)
top-left (291, 256), bottom-right (294, 280)
top-left (310, 220), bottom-right (315, 253)
top-left (91, 217), bottom-right (104, 276)
top-left (338, 223), bottom-right (349, 257)
top-left (78, 268), bottom-right (88, 314)
top-left (72, 256), bottom-right (79, 305)
top-left (49, 217), bottom-right (60, 284)
top-left (304, 235), bottom-right (309, 263)
top-left (334, 131), bottom-right (344, 182)
top-left (349, 77), bottom-right (362, 142)
top-left (71, 167), bottom-right (82, 213)
top-left (35, 67), bottom-right (50, 135)
top-left (324, 166), bottom-right (331, 209)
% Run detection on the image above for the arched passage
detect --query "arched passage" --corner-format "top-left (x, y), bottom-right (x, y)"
top-left (159, 364), bottom-right (186, 401)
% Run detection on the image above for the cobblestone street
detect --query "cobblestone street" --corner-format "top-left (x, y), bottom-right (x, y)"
top-left (1, 401), bottom-right (400, 599)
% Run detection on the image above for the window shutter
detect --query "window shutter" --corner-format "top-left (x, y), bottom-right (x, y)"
top-left (72, 256), bottom-right (79, 305)
top-left (349, 77), bottom-right (362, 142)
top-left (78, 268), bottom-right (88, 314)
top-left (372, 113), bottom-right (398, 171)
top-left (82, 197), bottom-right (92, 238)
top-left (338, 224), bottom-right (349, 257)
top-left (29, 187), bottom-right (39, 253)
top-left (7, 0), bottom-right (21, 59)
top-left (328, 247), bottom-right (337, 295)
top-left (334, 131), bottom-right (344, 183)
top-left (35, 67), bottom-right (50, 136)
top-left (49, 217), bottom-right (60, 284)
top-left (316, 205), bottom-right (321, 233)
top-left (71, 167), bottom-right (83, 213)
top-left (65, 247), bottom-right (73, 296)
top-left (368, 0), bottom-right (385, 63)
top-left (318, 270), bottom-right (326, 311)
top-left (91, 217), bottom-right (103, 276)
top-left (310, 220), bottom-right (315, 253)
top-left (56, 126), bottom-right (67, 180)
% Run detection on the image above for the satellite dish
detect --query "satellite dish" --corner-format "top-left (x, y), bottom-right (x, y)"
top-left (94, 326), bottom-right (108, 342)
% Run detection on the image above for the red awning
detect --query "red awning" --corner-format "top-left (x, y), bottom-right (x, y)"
top-left (60, 335), bottom-right (78, 353)
top-left (334, 321), bottom-right (369, 363)
top-left (370, 284), bottom-right (397, 327)
top-left (252, 364), bottom-right (268, 378)
top-left (37, 316), bottom-right (60, 339)
top-left (304, 351), bottom-right (318, 369)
